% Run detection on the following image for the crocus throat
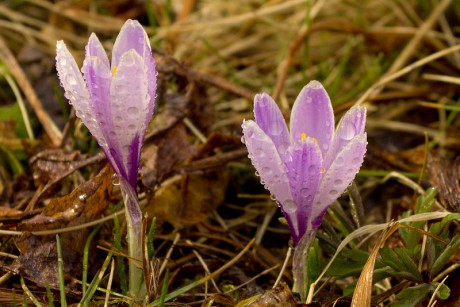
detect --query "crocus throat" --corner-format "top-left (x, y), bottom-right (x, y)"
top-left (112, 66), bottom-right (117, 77)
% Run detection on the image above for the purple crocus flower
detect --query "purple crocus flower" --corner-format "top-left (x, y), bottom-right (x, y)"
top-left (56, 19), bottom-right (156, 296)
top-left (242, 80), bottom-right (367, 245)
top-left (55, 19), bottom-right (156, 214)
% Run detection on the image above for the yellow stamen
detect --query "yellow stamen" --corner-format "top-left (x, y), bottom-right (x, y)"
top-left (301, 133), bottom-right (307, 140)
top-left (112, 66), bottom-right (117, 77)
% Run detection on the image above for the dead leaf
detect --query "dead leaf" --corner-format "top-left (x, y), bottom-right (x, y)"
top-left (427, 154), bottom-right (460, 213)
top-left (30, 149), bottom-right (89, 183)
top-left (141, 123), bottom-right (196, 189)
top-left (145, 170), bottom-right (228, 229)
top-left (10, 165), bottom-right (113, 288)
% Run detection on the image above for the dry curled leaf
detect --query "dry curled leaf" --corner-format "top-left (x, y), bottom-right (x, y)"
top-left (145, 170), bottom-right (228, 229)
top-left (10, 165), bottom-right (113, 288)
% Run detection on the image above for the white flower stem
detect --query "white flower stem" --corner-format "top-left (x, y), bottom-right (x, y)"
top-left (292, 230), bottom-right (316, 302)
top-left (121, 184), bottom-right (145, 300)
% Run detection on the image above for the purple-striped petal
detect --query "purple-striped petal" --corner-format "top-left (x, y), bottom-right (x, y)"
top-left (112, 19), bottom-right (156, 126)
top-left (108, 49), bottom-right (149, 184)
top-left (323, 105), bottom-right (366, 171)
top-left (290, 80), bottom-right (334, 156)
top-left (86, 33), bottom-right (109, 69)
top-left (309, 133), bottom-right (367, 229)
top-left (56, 41), bottom-right (106, 150)
top-left (284, 137), bottom-right (322, 244)
top-left (254, 93), bottom-right (290, 157)
top-left (242, 120), bottom-right (292, 205)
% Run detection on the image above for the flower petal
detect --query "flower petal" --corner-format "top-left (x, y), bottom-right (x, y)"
top-left (80, 54), bottom-right (118, 171)
top-left (112, 19), bottom-right (156, 125)
top-left (109, 49), bottom-right (149, 185)
top-left (309, 133), bottom-right (367, 229)
top-left (254, 93), bottom-right (290, 157)
top-left (290, 80), bottom-right (334, 156)
top-left (323, 105), bottom-right (366, 171)
top-left (56, 41), bottom-right (106, 150)
top-left (284, 137), bottom-right (322, 244)
top-left (85, 33), bottom-right (109, 69)
top-left (242, 120), bottom-right (292, 205)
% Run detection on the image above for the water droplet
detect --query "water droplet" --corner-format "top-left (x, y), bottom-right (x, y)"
top-left (338, 124), bottom-right (356, 140)
top-left (59, 57), bottom-right (67, 66)
top-left (270, 120), bottom-right (284, 136)
top-left (307, 80), bottom-right (322, 89)
top-left (262, 167), bottom-right (271, 174)
top-left (283, 199), bottom-right (296, 213)
top-left (336, 157), bottom-right (344, 165)
top-left (66, 74), bottom-right (76, 86)
top-left (245, 129), bottom-right (254, 139)
top-left (122, 53), bottom-right (135, 66)
top-left (352, 157), bottom-right (360, 165)
top-left (111, 174), bottom-right (120, 186)
top-left (255, 171), bottom-right (260, 177)
top-left (300, 188), bottom-right (309, 197)
top-left (78, 194), bottom-right (87, 201)
top-left (334, 179), bottom-right (343, 186)
top-left (109, 131), bottom-right (116, 137)
top-left (308, 165), bottom-right (316, 172)
top-left (255, 147), bottom-right (264, 157)
top-left (127, 107), bottom-right (139, 116)
top-left (270, 194), bottom-right (276, 200)
top-left (329, 189), bottom-right (338, 196)
top-left (278, 142), bottom-right (289, 153)
top-left (305, 96), bottom-right (312, 104)
top-left (241, 136), bottom-right (246, 144)
top-left (128, 124), bottom-right (137, 130)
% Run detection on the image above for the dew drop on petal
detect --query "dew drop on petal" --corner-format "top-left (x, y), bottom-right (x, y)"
top-left (329, 189), bottom-right (338, 196)
top-left (78, 194), bottom-right (87, 201)
top-left (270, 121), bottom-right (284, 135)
top-left (283, 199), bottom-right (296, 213)
top-left (270, 194), bottom-right (276, 200)
top-left (122, 53), bottom-right (135, 66)
top-left (305, 96), bottom-right (312, 104)
top-left (339, 124), bottom-right (356, 140)
top-left (336, 157), bottom-right (344, 165)
top-left (66, 74), bottom-right (76, 86)
top-left (262, 167), bottom-right (271, 174)
top-left (352, 157), bottom-right (360, 165)
top-left (59, 57), bottom-right (67, 66)
top-left (127, 107), bottom-right (139, 116)
top-left (128, 124), bottom-right (137, 130)
top-left (255, 171), bottom-right (260, 177)
top-left (240, 136), bottom-right (246, 144)
top-left (300, 188), bottom-right (309, 197)
top-left (334, 179), bottom-right (343, 186)
top-left (111, 174), bottom-right (120, 186)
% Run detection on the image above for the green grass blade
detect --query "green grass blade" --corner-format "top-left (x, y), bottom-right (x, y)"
top-left (56, 235), bottom-right (67, 307)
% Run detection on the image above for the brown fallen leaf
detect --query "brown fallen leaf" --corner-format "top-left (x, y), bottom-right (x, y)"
top-left (30, 149), bottom-right (89, 184)
top-left (141, 123), bottom-right (196, 189)
top-left (10, 165), bottom-right (113, 288)
top-left (145, 170), bottom-right (228, 229)
top-left (427, 154), bottom-right (460, 214)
